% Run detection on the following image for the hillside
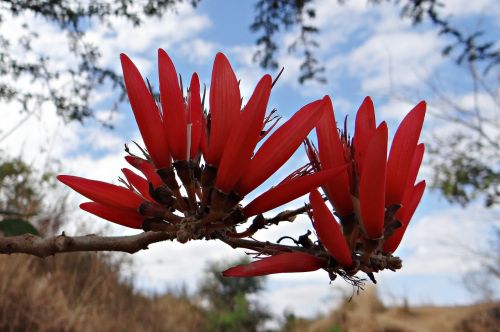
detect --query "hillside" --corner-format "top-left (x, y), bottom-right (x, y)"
top-left (0, 253), bottom-right (205, 332)
top-left (1, 253), bottom-right (498, 332)
top-left (285, 287), bottom-right (500, 332)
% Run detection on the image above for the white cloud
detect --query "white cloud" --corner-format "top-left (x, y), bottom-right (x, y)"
top-left (443, 0), bottom-right (500, 17)
top-left (344, 30), bottom-right (442, 95)
top-left (393, 204), bottom-right (499, 276)
top-left (85, 3), bottom-right (212, 72)
top-left (377, 97), bottom-right (420, 120)
top-left (179, 39), bottom-right (218, 64)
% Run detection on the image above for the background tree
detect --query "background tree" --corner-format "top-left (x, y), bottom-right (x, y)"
top-left (198, 259), bottom-right (271, 332)
top-left (1, 0), bottom-right (498, 122)
top-left (0, 0), bottom-right (200, 123)
top-left (0, 153), bottom-right (65, 236)
top-left (424, 62), bottom-right (499, 207)
top-left (250, 0), bottom-right (499, 83)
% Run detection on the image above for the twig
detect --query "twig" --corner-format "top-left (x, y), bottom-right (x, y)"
top-left (0, 231), bottom-right (176, 258)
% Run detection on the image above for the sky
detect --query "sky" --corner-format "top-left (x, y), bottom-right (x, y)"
top-left (0, 0), bottom-right (499, 320)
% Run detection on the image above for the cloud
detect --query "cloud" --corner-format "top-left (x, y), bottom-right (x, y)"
top-left (443, 0), bottom-right (500, 17)
top-left (393, 204), bottom-right (499, 276)
top-left (343, 30), bottom-right (442, 95)
top-left (179, 39), bottom-right (218, 64)
top-left (85, 3), bottom-right (212, 72)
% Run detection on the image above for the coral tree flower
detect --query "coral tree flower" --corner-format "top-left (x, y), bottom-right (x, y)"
top-left (80, 202), bottom-right (144, 229)
top-left (232, 99), bottom-right (327, 197)
top-left (58, 51), bottom-right (333, 232)
top-left (222, 252), bottom-right (326, 277)
top-left (225, 97), bottom-right (426, 279)
top-left (57, 49), bottom-right (426, 283)
top-left (309, 189), bottom-right (352, 267)
top-left (243, 166), bottom-right (347, 217)
top-left (204, 53), bottom-right (242, 167)
top-left (314, 96), bottom-right (426, 252)
top-left (120, 54), bottom-right (171, 169)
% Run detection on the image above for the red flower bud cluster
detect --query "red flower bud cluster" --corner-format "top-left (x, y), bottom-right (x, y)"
top-left (58, 51), bottom-right (426, 283)
top-left (58, 51), bottom-right (342, 235)
top-left (223, 97), bottom-right (426, 279)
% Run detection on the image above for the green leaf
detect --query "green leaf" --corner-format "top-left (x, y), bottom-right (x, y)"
top-left (0, 219), bottom-right (39, 236)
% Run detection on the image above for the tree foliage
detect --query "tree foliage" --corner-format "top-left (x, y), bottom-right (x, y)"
top-left (429, 133), bottom-right (499, 207)
top-left (198, 259), bottom-right (271, 332)
top-left (0, 153), bottom-right (65, 235)
top-left (250, 0), bottom-right (499, 83)
top-left (250, 0), bottom-right (325, 84)
top-left (425, 62), bottom-right (499, 207)
top-left (0, 0), bottom-right (199, 123)
top-left (1, 0), bottom-right (498, 124)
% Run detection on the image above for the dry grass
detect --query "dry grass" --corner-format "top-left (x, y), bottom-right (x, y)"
top-left (0, 253), bottom-right (206, 332)
top-left (1, 252), bottom-right (498, 332)
top-left (285, 287), bottom-right (500, 332)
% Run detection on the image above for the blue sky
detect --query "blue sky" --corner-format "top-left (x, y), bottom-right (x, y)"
top-left (0, 0), bottom-right (499, 319)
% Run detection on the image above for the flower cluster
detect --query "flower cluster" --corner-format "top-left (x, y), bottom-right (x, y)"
top-left (58, 51), bottom-right (343, 239)
top-left (223, 97), bottom-right (426, 280)
top-left (58, 51), bottom-right (426, 284)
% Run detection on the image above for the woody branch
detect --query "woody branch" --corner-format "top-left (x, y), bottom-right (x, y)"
top-left (0, 205), bottom-right (309, 258)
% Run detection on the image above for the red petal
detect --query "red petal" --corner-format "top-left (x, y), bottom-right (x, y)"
top-left (222, 252), bottom-right (326, 277)
top-left (80, 202), bottom-right (144, 229)
top-left (383, 180), bottom-right (426, 253)
top-left (120, 54), bottom-right (171, 169)
top-left (402, 143), bottom-right (425, 200)
top-left (353, 97), bottom-right (376, 174)
top-left (243, 165), bottom-right (347, 217)
top-left (385, 101), bottom-right (426, 206)
top-left (205, 53), bottom-right (242, 166)
top-left (359, 122), bottom-right (388, 239)
top-left (158, 49), bottom-right (187, 161)
top-left (122, 168), bottom-right (154, 201)
top-left (57, 175), bottom-right (144, 210)
top-left (316, 96), bottom-right (353, 216)
top-left (309, 190), bottom-right (352, 266)
top-left (188, 73), bottom-right (202, 160)
top-left (125, 156), bottom-right (163, 188)
top-left (215, 75), bottom-right (272, 193)
top-left (235, 98), bottom-right (326, 196)
top-left (200, 114), bottom-right (209, 157)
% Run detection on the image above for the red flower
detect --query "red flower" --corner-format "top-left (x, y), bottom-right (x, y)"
top-left (158, 49), bottom-right (188, 161)
top-left (382, 143), bottom-right (426, 253)
top-left (124, 156), bottom-right (163, 188)
top-left (309, 189), bottom-right (352, 267)
top-left (120, 54), bottom-right (171, 169)
top-left (234, 98), bottom-right (327, 196)
top-left (316, 96), bottom-right (353, 217)
top-left (204, 53), bottom-right (242, 167)
top-left (243, 166), bottom-right (347, 217)
top-left (352, 97), bottom-right (376, 174)
top-left (314, 97), bottom-right (426, 243)
top-left (80, 202), bottom-right (144, 229)
top-left (60, 51), bottom-right (335, 231)
top-left (57, 175), bottom-right (144, 210)
top-left (222, 252), bottom-right (326, 277)
top-left (383, 181), bottom-right (426, 253)
top-left (215, 75), bottom-right (272, 193)
top-left (121, 168), bottom-right (155, 202)
top-left (60, 49), bottom-right (427, 281)
top-left (385, 101), bottom-right (426, 206)
top-left (358, 122), bottom-right (388, 239)
top-left (187, 73), bottom-right (203, 160)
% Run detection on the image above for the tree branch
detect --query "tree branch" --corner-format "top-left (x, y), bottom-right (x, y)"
top-left (0, 231), bottom-right (176, 258)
